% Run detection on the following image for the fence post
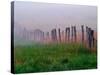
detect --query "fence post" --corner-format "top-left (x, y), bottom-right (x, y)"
top-left (65, 27), bottom-right (68, 42)
top-left (91, 30), bottom-right (94, 47)
top-left (58, 28), bottom-right (61, 43)
top-left (68, 27), bottom-right (70, 42)
top-left (54, 29), bottom-right (57, 42)
top-left (74, 26), bottom-right (77, 42)
top-left (86, 26), bottom-right (89, 44)
top-left (51, 29), bottom-right (57, 42)
top-left (51, 29), bottom-right (54, 42)
top-left (46, 32), bottom-right (49, 43)
top-left (71, 26), bottom-right (74, 42)
top-left (88, 28), bottom-right (92, 48)
top-left (81, 25), bottom-right (84, 43)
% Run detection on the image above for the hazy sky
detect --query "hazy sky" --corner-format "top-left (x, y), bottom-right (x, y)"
top-left (14, 1), bottom-right (97, 32)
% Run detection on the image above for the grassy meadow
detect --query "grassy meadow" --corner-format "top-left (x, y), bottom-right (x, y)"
top-left (14, 43), bottom-right (97, 73)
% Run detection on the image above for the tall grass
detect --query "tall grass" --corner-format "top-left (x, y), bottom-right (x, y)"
top-left (14, 43), bottom-right (97, 73)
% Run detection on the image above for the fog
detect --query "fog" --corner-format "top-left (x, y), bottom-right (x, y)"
top-left (13, 1), bottom-right (97, 45)
top-left (14, 1), bottom-right (97, 32)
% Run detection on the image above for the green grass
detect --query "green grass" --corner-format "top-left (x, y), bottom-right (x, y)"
top-left (14, 43), bottom-right (97, 73)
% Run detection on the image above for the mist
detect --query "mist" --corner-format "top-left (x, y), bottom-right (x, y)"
top-left (13, 1), bottom-right (97, 45)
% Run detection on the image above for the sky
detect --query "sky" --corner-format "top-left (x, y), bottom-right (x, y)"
top-left (14, 1), bottom-right (97, 32)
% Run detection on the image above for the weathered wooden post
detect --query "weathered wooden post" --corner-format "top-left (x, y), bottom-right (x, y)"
top-left (54, 29), bottom-right (57, 42)
top-left (65, 27), bottom-right (70, 42)
top-left (86, 27), bottom-right (91, 48)
top-left (65, 27), bottom-right (68, 42)
top-left (86, 26), bottom-right (95, 48)
top-left (46, 32), bottom-right (49, 43)
top-left (51, 29), bottom-right (57, 42)
top-left (51, 29), bottom-right (54, 42)
top-left (68, 27), bottom-right (70, 42)
top-left (81, 25), bottom-right (84, 43)
top-left (88, 28), bottom-right (92, 48)
top-left (71, 26), bottom-right (74, 42)
top-left (86, 26), bottom-right (88, 47)
top-left (91, 30), bottom-right (94, 47)
top-left (46, 32), bottom-right (49, 38)
top-left (58, 28), bottom-right (61, 43)
top-left (86, 26), bottom-right (89, 43)
top-left (74, 26), bottom-right (77, 42)
top-left (90, 29), bottom-right (94, 47)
